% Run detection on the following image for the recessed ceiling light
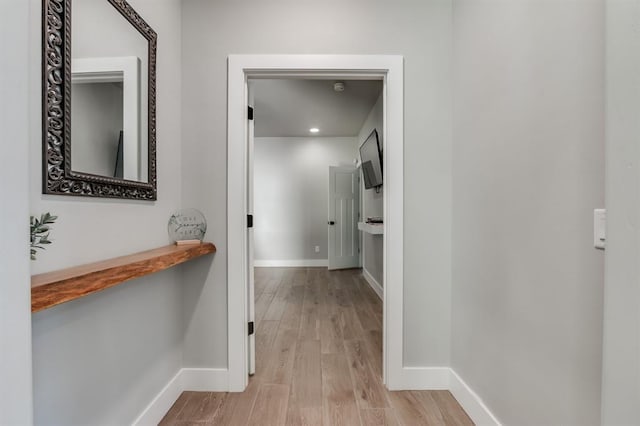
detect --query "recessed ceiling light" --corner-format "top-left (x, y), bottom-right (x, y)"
top-left (309, 128), bottom-right (319, 133)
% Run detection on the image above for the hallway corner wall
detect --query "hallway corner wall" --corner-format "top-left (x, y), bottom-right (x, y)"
top-left (0, 0), bottom-right (34, 423)
top-left (28, 0), bottom-right (186, 423)
top-left (452, 0), bottom-right (605, 424)
top-left (601, 1), bottom-right (640, 423)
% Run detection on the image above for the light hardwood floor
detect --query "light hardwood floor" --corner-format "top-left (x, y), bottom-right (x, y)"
top-left (159, 267), bottom-right (474, 426)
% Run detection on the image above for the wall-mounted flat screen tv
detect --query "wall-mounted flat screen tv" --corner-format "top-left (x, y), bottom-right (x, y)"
top-left (359, 129), bottom-right (383, 189)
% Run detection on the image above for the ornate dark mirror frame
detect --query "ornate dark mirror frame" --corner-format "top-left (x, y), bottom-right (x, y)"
top-left (42, 0), bottom-right (157, 200)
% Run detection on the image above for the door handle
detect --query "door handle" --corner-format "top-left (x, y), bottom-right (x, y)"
top-left (328, 221), bottom-right (335, 225)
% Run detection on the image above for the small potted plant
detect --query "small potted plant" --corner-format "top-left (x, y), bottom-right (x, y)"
top-left (30, 212), bottom-right (57, 260)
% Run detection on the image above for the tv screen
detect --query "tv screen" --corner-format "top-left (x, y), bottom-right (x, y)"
top-left (359, 129), bottom-right (382, 189)
top-left (113, 130), bottom-right (124, 179)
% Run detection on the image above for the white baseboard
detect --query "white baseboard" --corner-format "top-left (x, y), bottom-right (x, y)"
top-left (132, 370), bottom-right (183, 426)
top-left (131, 357), bottom-right (496, 426)
top-left (449, 369), bottom-right (501, 426)
top-left (390, 367), bottom-right (450, 390)
top-left (132, 368), bottom-right (229, 425)
top-left (362, 268), bottom-right (383, 300)
top-left (387, 367), bottom-right (500, 426)
top-left (254, 259), bottom-right (328, 267)
top-left (181, 368), bottom-right (229, 391)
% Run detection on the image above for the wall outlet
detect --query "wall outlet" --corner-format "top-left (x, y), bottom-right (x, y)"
top-left (315, 245), bottom-right (320, 253)
top-left (594, 209), bottom-right (606, 250)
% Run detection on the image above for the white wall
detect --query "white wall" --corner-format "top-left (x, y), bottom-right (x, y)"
top-left (29, 0), bottom-right (185, 423)
top-left (358, 93), bottom-right (384, 287)
top-left (452, 1), bottom-right (605, 424)
top-left (181, 0), bottom-right (452, 368)
top-left (601, 1), bottom-right (640, 424)
top-left (0, 0), bottom-right (34, 423)
top-left (254, 137), bottom-right (357, 263)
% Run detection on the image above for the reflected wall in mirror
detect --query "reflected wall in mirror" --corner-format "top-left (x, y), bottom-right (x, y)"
top-left (43, 0), bottom-right (157, 200)
top-left (71, 57), bottom-right (140, 180)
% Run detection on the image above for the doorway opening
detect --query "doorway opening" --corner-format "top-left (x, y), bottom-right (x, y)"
top-left (227, 55), bottom-right (404, 392)
top-left (248, 77), bottom-right (384, 387)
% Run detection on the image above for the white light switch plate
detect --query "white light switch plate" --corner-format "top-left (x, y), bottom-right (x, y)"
top-left (594, 209), bottom-right (606, 250)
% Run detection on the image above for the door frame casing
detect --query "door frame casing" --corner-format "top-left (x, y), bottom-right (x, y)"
top-left (227, 54), bottom-right (404, 391)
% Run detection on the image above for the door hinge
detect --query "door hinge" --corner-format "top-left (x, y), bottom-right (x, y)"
top-left (248, 106), bottom-right (254, 120)
top-left (248, 321), bottom-right (255, 336)
top-left (247, 214), bottom-right (253, 228)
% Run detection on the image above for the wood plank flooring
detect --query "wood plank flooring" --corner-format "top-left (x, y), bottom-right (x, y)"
top-left (160, 267), bottom-right (474, 426)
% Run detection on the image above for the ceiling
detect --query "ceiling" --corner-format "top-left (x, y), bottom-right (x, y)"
top-left (252, 79), bottom-right (382, 137)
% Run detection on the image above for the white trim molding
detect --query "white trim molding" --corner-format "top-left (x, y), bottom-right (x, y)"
top-left (362, 268), bottom-right (383, 300)
top-left (132, 368), bottom-right (228, 426)
top-left (390, 368), bottom-right (500, 426)
top-left (180, 368), bottom-right (229, 392)
top-left (394, 367), bottom-right (451, 390)
top-left (132, 366), bottom-right (499, 426)
top-left (254, 259), bottom-right (328, 268)
top-left (227, 54), bottom-right (404, 392)
top-left (450, 369), bottom-right (502, 426)
top-left (132, 370), bottom-right (183, 426)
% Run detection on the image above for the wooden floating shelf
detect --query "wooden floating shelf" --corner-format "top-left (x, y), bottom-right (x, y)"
top-left (31, 242), bottom-right (216, 313)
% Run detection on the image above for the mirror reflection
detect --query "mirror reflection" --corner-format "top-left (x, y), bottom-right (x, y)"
top-left (71, 77), bottom-right (125, 179)
top-left (71, 0), bottom-right (149, 182)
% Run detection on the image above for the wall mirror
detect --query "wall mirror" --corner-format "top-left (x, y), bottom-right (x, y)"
top-left (43, 0), bottom-right (157, 200)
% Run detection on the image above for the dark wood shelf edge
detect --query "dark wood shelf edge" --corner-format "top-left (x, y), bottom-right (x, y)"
top-left (31, 242), bottom-right (216, 313)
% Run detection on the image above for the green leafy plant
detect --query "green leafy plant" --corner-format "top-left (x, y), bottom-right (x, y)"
top-left (30, 212), bottom-right (57, 260)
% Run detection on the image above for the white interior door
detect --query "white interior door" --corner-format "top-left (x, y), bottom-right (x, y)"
top-left (247, 83), bottom-right (256, 376)
top-left (328, 166), bottom-right (360, 270)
